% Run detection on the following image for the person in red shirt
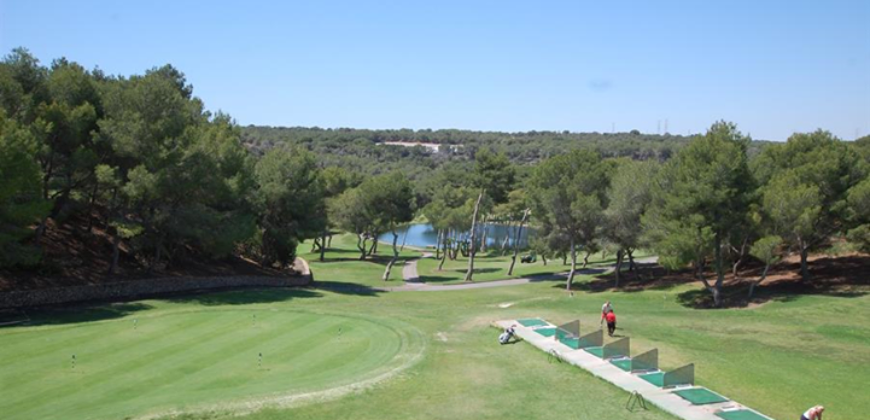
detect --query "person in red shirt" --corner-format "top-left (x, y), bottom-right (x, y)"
top-left (605, 311), bottom-right (617, 337)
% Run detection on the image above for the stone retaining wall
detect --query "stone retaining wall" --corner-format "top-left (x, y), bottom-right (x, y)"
top-left (0, 258), bottom-right (312, 310)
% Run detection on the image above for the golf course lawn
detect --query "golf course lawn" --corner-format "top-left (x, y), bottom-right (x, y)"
top-left (0, 303), bottom-right (421, 420)
top-left (416, 247), bottom-right (654, 284)
top-left (1, 236), bottom-right (867, 420)
top-left (300, 234), bottom-right (422, 287)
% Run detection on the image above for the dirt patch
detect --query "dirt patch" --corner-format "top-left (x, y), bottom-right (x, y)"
top-left (567, 254), bottom-right (870, 309)
top-left (0, 213), bottom-right (286, 293)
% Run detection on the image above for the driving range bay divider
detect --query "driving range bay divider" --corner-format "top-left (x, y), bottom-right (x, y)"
top-left (495, 318), bottom-right (777, 420)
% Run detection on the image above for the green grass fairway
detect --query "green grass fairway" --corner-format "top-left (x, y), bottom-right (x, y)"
top-left (1, 235), bottom-right (868, 420)
top-left (0, 307), bottom-right (418, 420)
top-left (416, 248), bottom-right (653, 284)
top-left (673, 388), bottom-right (729, 405)
top-left (299, 234), bottom-right (422, 287)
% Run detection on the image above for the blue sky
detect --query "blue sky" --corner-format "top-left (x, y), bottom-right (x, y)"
top-left (2, 0), bottom-right (868, 140)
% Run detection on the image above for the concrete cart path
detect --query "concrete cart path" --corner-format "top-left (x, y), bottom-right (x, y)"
top-left (402, 252), bottom-right (433, 283)
top-left (494, 319), bottom-right (756, 420)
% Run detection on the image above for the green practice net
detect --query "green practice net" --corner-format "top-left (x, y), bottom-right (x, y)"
top-left (716, 410), bottom-right (772, 420)
top-left (673, 387), bottom-right (728, 405)
top-left (518, 318), bottom-right (549, 327)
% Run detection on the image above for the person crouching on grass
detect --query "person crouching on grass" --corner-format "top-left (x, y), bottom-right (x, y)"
top-left (605, 311), bottom-right (617, 337)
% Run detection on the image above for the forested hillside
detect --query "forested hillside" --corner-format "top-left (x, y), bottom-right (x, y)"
top-left (2, 47), bottom-right (867, 303)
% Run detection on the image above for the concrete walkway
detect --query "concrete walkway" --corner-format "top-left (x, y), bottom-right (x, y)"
top-left (494, 319), bottom-right (765, 420)
top-left (402, 252), bottom-right (433, 283)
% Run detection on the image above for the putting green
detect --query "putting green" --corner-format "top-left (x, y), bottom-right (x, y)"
top-left (534, 327), bottom-right (556, 337)
top-left (518, 318), bottom-right (549, 327)
top-left (639, 371), bottom-right (665, 387)
top-left (609, 358), bottom-right (631, 371)
top-left (674, 387), bottom-right (729, 405)
top-left (0, 308), bottom-right (413, 420)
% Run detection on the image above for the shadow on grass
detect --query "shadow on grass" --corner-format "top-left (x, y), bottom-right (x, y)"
top-left (0, 302), bottom-right (155, 329)
top-left (167, 288), bottom-right (324, 306)
top-left (310, 281), bottom-right (385, 297)
top-left (450, 267), bottom-right (502, 274)
top-left (566, 255), bottom-right (870, 309)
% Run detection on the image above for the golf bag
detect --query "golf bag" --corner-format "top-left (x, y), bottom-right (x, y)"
top-left (499, 327), bottom-right (515, 345)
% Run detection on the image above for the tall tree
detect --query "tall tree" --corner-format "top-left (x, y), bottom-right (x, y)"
top-left (644, 121), bottom-right (753, 306)
top-left (755, 130), bottom-right (867, 280)
top-left (605, 160), bottom-right (658, 287)
top-left (360, 172), bottom-right (414, 281)
top-left (0, 112), bottom-right (51, 267)
top-left (252, 146), bottom-right (325, 269)
top-left (530, 149), bottom-right (611, 290)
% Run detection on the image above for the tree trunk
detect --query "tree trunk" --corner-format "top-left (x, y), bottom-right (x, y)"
top-left (748, 263), bottom-right (771, 299)
top-left (627, 249), bottom-right (635, 271)
top-left (562, 255), bottom-right (567, 265)
top-left (713, 233), bottom-right (725, 307)
top-left (566, 238), bottom-right (577, 291)
top-left (438, 236), bottom-right (448, 271)
top-left (109, 230), bottom-right (121, 275)
top-left (327, 234), bottom-right (332, 247)
top-left (732, 237), bottom-right (749, 278)
top-left (383, 230), bottom-right (400, 281)
top-left (582, 250), bottom-right (591, 268)
top-left (357, 234), bottom-right (368, 260)
top-left (480, 216), bottom-right (488, 253)
top-left (319, 230), bottom-right (327, 262)
top-left (310, 237), bottom-right (320, 253)
top-left (367, 235), bottom-right (377, 256)
top-left (399, 227), bottom-right (408, 252)
top-left (500, 224), bottom-right (511, 255)
top-left (615, 249), bottom-right (624, 288)
top-left (508, 209), bottom-right (529, 276)
top-left (86, 182), bottom-right (99, 233)
top-left (541, 255), bottom-right (547, 266)
top-left (799, 245), bottom-right (810, 282)
top-left (465, 191), bottom-right (484, 281)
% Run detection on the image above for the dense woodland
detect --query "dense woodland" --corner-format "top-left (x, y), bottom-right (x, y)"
top-left (2, 49), bottom-right (869, 306)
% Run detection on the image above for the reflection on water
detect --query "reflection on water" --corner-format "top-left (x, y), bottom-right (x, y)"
top-left (378, 223), bottom-right (534, 249)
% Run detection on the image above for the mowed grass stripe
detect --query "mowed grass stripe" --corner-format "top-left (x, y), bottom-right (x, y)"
top-left (73, 313), bottom-right (336, 418)
top-left (291, 325), bottom-right (402, 383)
top-left (1, 312), bottom-right (254, 418)
top-left (0, 312), bottom-right (219, 391)
top-left (140, 314), bottom-right (346, 400)
top-left (185, 317), bottom-right (357, 393)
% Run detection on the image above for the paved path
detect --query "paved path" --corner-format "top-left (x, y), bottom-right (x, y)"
top-left (402, 252), bottom-right (433, 283)
top-left (495, 319), bottom-right (762, 420)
